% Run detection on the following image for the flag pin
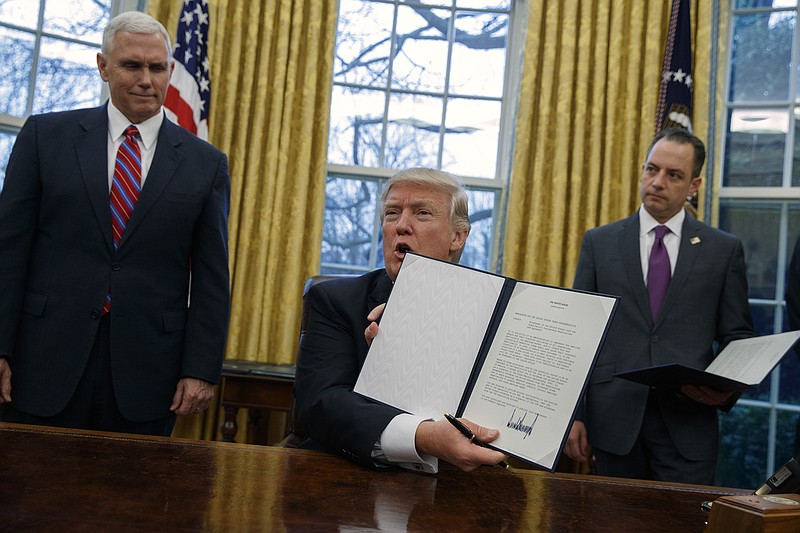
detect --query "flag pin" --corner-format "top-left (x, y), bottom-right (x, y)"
top-left (690, 237), bottom-right (701, 245)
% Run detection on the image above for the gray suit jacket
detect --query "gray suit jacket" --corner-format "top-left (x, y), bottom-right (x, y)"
top-left (573, 212), bottom-right (753, 461)
top-left (0, 104), bottom-right (230, 421)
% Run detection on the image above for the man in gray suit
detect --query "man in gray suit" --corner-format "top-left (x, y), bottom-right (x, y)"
top-left (0, 12), bottom-right (230, 436)
top-left (564, 128), bottom-right (754, 484)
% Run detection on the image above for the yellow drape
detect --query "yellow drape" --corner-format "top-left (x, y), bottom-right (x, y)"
top-left (502, 0), bottom-right (713, 286)
top-left (147, 0), bottom-right (337, 440)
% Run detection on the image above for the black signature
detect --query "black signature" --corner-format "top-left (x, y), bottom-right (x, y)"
top-left (506, 408), bottom-right (538, 439)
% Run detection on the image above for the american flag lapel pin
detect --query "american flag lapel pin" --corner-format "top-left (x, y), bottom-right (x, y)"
top-left (690, 236), bottom-right (701, 245)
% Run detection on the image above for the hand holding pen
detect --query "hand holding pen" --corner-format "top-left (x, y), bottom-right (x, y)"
top-left (444, 413), bottom-right (511, 470)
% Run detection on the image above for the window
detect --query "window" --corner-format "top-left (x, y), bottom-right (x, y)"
top-left (322, 0), bottom-right (523, 274)
top-left (0, 0), bottom-right (139, 190)
top-left (716, 0), bottom-right (800, 489)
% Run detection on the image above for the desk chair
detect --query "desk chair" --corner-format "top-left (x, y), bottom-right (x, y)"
top-left (280, 274), bottom-right (353, 447)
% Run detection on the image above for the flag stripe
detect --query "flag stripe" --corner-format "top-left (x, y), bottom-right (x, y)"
top-left (165, 86), bottom-right (198, 134)
top-left (164, 0), bottom-right (210, 141)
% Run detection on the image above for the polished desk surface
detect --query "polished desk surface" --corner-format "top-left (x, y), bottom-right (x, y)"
top-left (0, 423), bottom-right (749, 532)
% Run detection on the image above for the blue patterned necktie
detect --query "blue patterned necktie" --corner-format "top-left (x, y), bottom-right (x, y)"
top-left (647, 225), bottom-right (671, 321)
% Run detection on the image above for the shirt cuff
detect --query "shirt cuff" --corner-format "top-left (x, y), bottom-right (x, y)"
top-left (378, 413), bottom-right (438, 474)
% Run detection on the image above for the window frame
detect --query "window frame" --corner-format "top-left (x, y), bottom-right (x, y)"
top-left (715, 0), bottom-right (800, 487)
top-left (321, 0), bottom-right (528, 275)
top-left (0, 0), bottom-right (142, 189)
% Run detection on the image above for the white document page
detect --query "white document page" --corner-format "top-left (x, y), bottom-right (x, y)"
top-left (705, 331), bottom-right (800, 386)
top-left (354, 254), bottom-right (505, 419)
top-left (461, 282), bottom-right (617, 470)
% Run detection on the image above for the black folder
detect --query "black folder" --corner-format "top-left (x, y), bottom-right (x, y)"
top-left (614, 364), bottom-right (749, 391)
top-left (614, 331), bottom-right (800, 392)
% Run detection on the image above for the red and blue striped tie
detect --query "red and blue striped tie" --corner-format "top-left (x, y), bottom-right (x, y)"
top-left (103, 125), bottom-right (141, 314)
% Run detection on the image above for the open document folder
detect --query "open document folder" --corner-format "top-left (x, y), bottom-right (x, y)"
top-left (615, 331), bottom-right (800, 392)
top-left (353, 253), bottom-right (619, 471)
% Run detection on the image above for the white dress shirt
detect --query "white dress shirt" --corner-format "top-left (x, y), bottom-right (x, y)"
top-left (106, 101), bottom-right (164, 190)
top-left (639, 205), bottom-right (684, 283)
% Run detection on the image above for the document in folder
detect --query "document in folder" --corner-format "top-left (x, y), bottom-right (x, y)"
top-left (614, 331), bottom-right (800, 391)
top-left (353, 253), bottom-right (619, 471)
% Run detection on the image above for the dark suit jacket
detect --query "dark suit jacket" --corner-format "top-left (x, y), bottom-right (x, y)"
top-left (786, 237), bottom-right (800, 332)
top-left (573, 212), bottom-right (753, 461)
top-left (293, 269), bottom-right (402, 468)
top-left (0, 104), bottom-right (230, 421)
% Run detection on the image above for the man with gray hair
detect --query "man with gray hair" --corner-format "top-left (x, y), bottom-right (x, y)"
top-left (0, 11), bottom-right (230, 436)
top-left (294, 168), bottom-right (508, 472)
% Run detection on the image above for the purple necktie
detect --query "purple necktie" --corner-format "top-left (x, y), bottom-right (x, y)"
top-left (647, 225), bottom-right (671, 321)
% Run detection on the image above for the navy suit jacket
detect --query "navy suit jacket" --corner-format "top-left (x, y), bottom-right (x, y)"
top-left (573, 212), bottom-right (754, 461)
top-left (0, 104), bottom-right (230, 421)
top-left (293, 269), bottom-right (403, 468)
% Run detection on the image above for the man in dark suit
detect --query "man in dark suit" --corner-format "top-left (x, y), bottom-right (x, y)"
top-left (0, 12), bottom-right (230, 436)
top-left (293, 168), bottom-right (507, 472)
top-left (784, 236), bottom-right (800, 453)
top-left (564, 128), bottom-right (754, 484)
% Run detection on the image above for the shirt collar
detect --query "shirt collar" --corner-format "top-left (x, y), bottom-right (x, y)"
top-left (107, 101), bottom-right (164, 151)
top-left (638, 204), bottom-right (685, 238)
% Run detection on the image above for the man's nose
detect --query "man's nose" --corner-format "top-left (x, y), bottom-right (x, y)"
top-left (395, 211), bottom-right (412, 233)
top-left (651, 171), bottom-right (666, 188)
top-left (138, 68), bottom-right (152, 86)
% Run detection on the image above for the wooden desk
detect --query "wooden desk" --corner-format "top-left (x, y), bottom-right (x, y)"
top-left (0, 423), bottom-right (749, 531)
top-left (219, 359), bottom-right (295, 444)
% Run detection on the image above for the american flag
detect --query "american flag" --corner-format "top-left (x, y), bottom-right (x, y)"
top-left (655, 0), bottom-right (693, 133)
top-left (164, 0), bottom-right (211, 140)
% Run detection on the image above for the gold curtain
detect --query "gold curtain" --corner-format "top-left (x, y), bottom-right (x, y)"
top-left (502, 0), bottom-right (713, 286)
top-left (147, 0), bottom-right (338, 439)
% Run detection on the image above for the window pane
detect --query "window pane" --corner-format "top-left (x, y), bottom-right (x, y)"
top-left (457, 0), bottom-right (511, 9)
top-left (321, 177), bottom-right (379, 268)
top-left (718, 201), bottom-right (781, 300)
top-left (33, 37), bottom-right (102, 114)
top-left (0, 26), bottom-right (34, 116)
top-left (718, 404), bottom-right (769, 489)
top-left (416, 0), bottom-right (452, 7)
top-left (774, 408), bottom-right (800, 470)
top-left (333, 0), bottom-right (393, 88)
top-left (735, 1), bottom-right (797, 8)
top-left (386, 93), bottom-right (442, 168)
top-left (741, 303), bottom-right (774, 401)
top-left (443, 97), bottom-right (500, 178)
top-left (461, 189), bottom-right (495, 271)
top-left (729, 12), bottom-right (794, 102)
top-left (449, 11), bottom-right (508, 97)
top-left (0, 0), bottom-right (39, 29)
top-left (0, 130), bottom-right (17, 193)
top-left (43, 0), bottom-right (109, 43)
top-left (328, 86), bottom-right (386, 167)
top-left (392, 6), bottom-right (450, 93)
top-left (724, 108), bottom-right (786, 186)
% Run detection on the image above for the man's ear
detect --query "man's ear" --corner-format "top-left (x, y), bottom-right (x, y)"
top-left (450, 228), bottom-right (469, 254)
top-left (689, 176), bottom-right (702, 197)
top-left (97, 53), bottom-right (109, 82)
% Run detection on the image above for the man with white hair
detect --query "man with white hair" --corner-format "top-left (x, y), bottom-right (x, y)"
top-left (0, 12), bottom-right (230, 436)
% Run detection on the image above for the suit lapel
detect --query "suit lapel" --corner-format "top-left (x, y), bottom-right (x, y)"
top-left (618, 214), bottom-right (652, 324)
top-left (74, 105), bottom-right (114, 253)
top-left (118, 118), bottom-right (184, 248)
top-left (657, 217), bottom-right (702, 325)
top-left (367, 270), bottom-right (393, 312)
